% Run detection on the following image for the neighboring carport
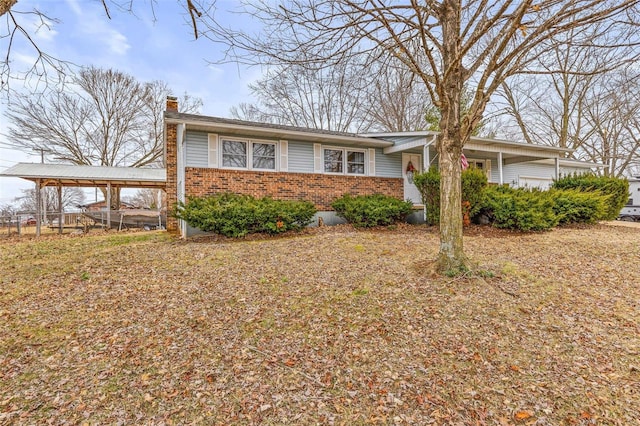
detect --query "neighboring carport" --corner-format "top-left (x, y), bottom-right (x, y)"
top-left (0, 163), bottom-right (166, 236)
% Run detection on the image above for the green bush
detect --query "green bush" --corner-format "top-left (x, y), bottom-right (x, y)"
top-left (174, 193), bottom-right (316, 237)
top-left (461, 167), bottom-right (489, 220)
top-left (413, 166), bottom-right (488, 225)
top-left (481, 186), bottom-right (558, 231)
top-left (413, 166), bottom-right (440, 225)
top-left (552, 173), bottom-right (628, 220)
top-left (331, 194), bottom-right (413, 227)
top-left (550, 189), bottom-right (608, 225)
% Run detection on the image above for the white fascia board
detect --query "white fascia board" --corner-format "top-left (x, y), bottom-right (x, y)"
top-left (469, 136), bottom-right (573, 154)
top-left (359, 131), bottom-right (439, 138)
top-left (465, 142), bottom-right (568, 158)
top-left (382, 135), bottom-right (437, 154)
top-left (531, 158), bottom-right (606, 168)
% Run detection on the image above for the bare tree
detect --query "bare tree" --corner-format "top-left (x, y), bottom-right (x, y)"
top-left (580, 70), bottom-right (640, 177)
top-left (6, 66), bottom-right (201, 207)
top-left (200, 0), bottom-right (640, 271)
top-left (122, 189), bottom-right (166, 210)
top-left (0, 1), bottom-right (206, 94)
top-left (232, 59), bottom-right (373, 132)
top-left (232, 59), bottom-right (432, 132)
top-left (497, 34), bottom-right (640, 178)
top-left (16, 186), bottom-right (85, 213)
top-left (363, 63), bottom-right (431, 132)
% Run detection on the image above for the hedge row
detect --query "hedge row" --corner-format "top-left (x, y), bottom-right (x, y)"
top-left (175, 192), bottom-right (413, 236)
top-left (479, 174), bottom-right (626, 231)
top-left (174, 173), bottom-right (627, 236)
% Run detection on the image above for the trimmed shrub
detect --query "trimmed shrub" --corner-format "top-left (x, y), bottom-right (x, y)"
top-left (481, 186), bottom-right (558, 231)
top-left (413, 166), bottom-right (440, 225)
top-left (550, 189), bottom-right (608, 225)
top-left (552, 173), bottom-right (628, 220)
top-left (413, 166), bottom-right (488, 226)
top-left (462, 166), bottom-right (489, 222)
top-left (174, 193), bottom-right (316, 237)
top-left (331, 194), bottom-right (413, 227)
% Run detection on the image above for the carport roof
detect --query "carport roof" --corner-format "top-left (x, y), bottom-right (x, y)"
top-left (0, 163), bottom-right (166, 189)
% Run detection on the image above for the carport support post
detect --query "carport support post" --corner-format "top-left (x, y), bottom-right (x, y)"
top-left (106, 183), bottom-right (111, 231)
top-left (57, 185), bottom-right (63, 234)
top-left (35, 179), bottom-right (41, 237)
top-left (497, 151), bottom-right (504, 185)
top-left (555, 157), bottom-right (560, 180)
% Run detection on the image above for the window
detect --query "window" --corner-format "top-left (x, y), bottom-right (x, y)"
top-left (222, 140), bottom-right (247, 168)
top-left (220, 139), bottom-right (276, 170)
top-left (347, 151), bottom-right (365, 174)
top-left (252, 143), bottom-right (276, 170)
top-left (323, 147), bottom-right (365, 175)
top-left (324, 149), bottom-right (343, 173)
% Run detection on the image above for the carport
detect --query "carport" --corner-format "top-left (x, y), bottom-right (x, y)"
top-left (0, 163), bottom-right (166, 236)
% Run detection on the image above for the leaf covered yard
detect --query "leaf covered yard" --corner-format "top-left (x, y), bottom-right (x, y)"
top-left (0, 224), bottom-right (638, 425)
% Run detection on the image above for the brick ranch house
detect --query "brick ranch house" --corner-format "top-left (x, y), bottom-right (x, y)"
top-left (164, 97), bottom-right (600, 237)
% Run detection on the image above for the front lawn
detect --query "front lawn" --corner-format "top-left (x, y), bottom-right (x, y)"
top-left (1, 225), bottom-right (638, 424)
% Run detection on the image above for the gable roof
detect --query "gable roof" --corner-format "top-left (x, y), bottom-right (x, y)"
top-left (164, 112), bottom-right (394, 148)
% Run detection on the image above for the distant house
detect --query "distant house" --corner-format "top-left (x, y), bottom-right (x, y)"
top-left (163, 97), bottom-right (600, 237)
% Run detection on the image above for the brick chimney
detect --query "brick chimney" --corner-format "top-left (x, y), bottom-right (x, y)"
top-left (166, 96), bottom-right (178, 112)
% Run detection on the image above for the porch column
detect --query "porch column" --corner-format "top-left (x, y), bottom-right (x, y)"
top-left (106, 183), bottom-right (111, 230)
top-left (423, 144), bottom-right (430, 170)
top-left (555, 157), bottom-right (560, 180)
top-left (35, 178), bottom-right (41, 237)
top-left (57, 185), bottom-right (63, 234)
top-left (497, 151), bottom-right (504, 185)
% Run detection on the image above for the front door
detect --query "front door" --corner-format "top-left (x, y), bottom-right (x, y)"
top-left (402, 153), bottom-right (422, 204)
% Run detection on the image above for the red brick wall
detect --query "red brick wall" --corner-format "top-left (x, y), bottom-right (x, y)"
top-left (184, 168), bottom-right (403, 210)
top-left (165, 123), bottom-right (179, 233)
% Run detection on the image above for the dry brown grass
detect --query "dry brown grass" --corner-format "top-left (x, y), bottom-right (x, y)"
top-left (1, 224), bottom-right (638, 425)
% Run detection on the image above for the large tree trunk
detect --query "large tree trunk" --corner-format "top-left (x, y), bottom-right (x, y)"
top-left (436, 135), bottom-right (466, 271)
top-left (436, 0), bottom-right (467, 272)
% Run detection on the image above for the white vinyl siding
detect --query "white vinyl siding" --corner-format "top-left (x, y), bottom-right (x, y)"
top-left (375, 149), bottom-right (402, 178)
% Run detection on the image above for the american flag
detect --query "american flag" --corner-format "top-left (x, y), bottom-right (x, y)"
top-left (461, 153), bottom-right (469, 170)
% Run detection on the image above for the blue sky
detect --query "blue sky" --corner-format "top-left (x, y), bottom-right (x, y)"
top-left (0, 0), bottom-right (261, 204)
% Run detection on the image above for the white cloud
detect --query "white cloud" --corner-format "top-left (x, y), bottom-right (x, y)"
top-left (64, 0), bottom-right (131, 56)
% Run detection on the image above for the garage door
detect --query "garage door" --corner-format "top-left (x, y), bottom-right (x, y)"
top-left (519, 176), bottom-right (553, 189)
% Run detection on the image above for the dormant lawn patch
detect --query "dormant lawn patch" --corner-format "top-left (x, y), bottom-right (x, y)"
top-left (1, 224), bottom-right (638, 424)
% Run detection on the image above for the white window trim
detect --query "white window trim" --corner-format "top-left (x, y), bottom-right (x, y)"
top-left (321, 146), bottom-right (367, 176)
top-left (219, 137), bottom-right (278, 172)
